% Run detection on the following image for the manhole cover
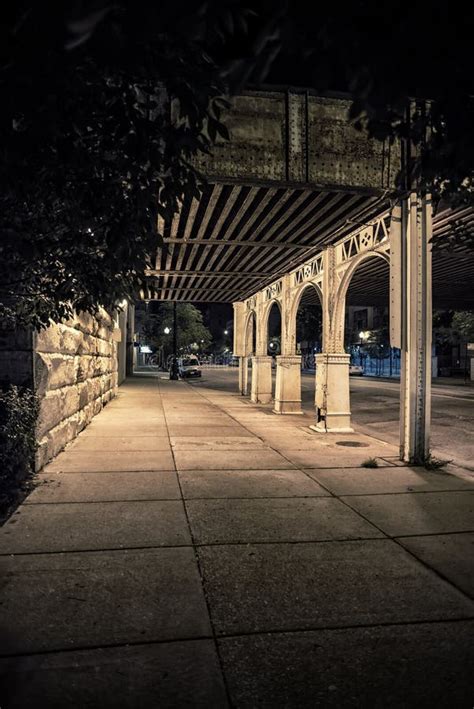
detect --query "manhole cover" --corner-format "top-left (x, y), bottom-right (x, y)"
top-left (336, 441), bottom-right (370, 448)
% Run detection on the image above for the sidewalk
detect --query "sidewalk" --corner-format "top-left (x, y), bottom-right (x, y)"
top-left (0, 373), bottom-right (473, 707)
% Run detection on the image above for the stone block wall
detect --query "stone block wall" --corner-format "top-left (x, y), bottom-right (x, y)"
top-left (34, 309), bottom-right (119, 469)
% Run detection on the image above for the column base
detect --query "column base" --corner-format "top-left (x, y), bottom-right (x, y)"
top-left (250, 356), bottom-right (273, 404)
top-left (314, 353), bottom-right (352, 432)
top-left (274, 355), bottom-right (303, 415)
top-left (309, 424), bottom-right (354, 434)
top-left (273, 402), bottom-right (303, 415)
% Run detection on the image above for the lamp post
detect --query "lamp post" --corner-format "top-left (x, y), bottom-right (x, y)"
top-left (170, 302), bottom-right (179, 380)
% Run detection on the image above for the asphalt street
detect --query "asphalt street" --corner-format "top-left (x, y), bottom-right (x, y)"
top-left (193, 367), bottom-right (474, 471)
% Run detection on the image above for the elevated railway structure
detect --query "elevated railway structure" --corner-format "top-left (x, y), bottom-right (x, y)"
top-left (140, 88), bottom-right (473, 463)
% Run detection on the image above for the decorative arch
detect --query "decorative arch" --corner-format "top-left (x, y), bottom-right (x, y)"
top-left (332, 250), bottom-right (390, 352)
top-left (244, 309), bottom-right (257, 356)
top-left (260, 299), bottom-right (282, 354)
top-left (287, 282), bottom-right (323, 354)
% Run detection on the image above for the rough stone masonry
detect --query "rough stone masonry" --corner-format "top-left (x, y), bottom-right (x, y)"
top-left (0, 309), bottom-right (120, 472)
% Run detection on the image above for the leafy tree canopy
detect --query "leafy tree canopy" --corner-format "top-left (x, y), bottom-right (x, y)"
top-left (139, 302), bottom-right (212, 354)
top-left (1, 1), bottom-right (264, 329)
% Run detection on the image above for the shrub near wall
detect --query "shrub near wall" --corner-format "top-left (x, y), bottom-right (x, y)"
top-left (34, 309), bottom-right (118, 470)
top-left (0, 385), bottom-right (39, 516)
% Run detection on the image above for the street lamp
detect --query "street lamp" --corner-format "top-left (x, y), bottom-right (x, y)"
top-left (224, 329), bottom-right (228, 335)
top-left (164, 326), bottom-right (170, 335)
top-left (170, 302), bottom-right (180, 380)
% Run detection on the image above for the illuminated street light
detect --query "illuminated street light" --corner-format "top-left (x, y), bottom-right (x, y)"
top-left (164, 327), bottom-right (170, 335)
top-left (224, 329), bottom-right (228, 335)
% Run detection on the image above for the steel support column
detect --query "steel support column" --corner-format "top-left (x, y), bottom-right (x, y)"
top-left (125, 303), bottom-right (135, 377)
top-left (399, 193), bottom-right (432, 462)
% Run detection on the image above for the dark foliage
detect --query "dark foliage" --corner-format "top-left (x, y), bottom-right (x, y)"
top-left (0, 385), bottom-right (39, 519)
top-left (1, 2), bottom-right (263, 328)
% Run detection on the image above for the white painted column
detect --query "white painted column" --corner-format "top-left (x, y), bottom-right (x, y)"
top-left (312, 248), bottom-right (353, 432)
top-left (250, 356), bottom-right (273, 404)
top-left (233, 302), bottom-right (246, 395)
top-left (312, 353), bottom-right (353, 432)
top-left (249, 293), bottom-right (272, 404)
top-left (238, 356), bottom-right (249, 395)
top-left (274, 354), bottom-right (303, 413)
top-left (397, 193), bottom-right (433, 462)
top-left (272, 275), bottom-right (303, 414)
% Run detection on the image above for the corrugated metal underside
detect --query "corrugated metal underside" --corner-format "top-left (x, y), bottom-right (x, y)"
top-left (144, 183), bottom-right (388, 302)
top-left (142, 183), bottom-right (474, 309)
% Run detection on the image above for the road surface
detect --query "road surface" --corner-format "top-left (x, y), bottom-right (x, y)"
top-left (187, 367), bottom-right (474, 471)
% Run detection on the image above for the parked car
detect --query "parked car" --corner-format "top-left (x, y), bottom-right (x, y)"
top-left (173, 355), bottom-right (202, 378)
top-left (229, 356), bottom-right (239, 367)
top-left (349, 364), bottom-right (364, 376)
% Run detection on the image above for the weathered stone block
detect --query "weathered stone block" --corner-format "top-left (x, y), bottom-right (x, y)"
top-left (72, 311), bottom-right (96, 335)
top-left (77, 381), bottom-right (89, 410)
top-left (35, 354), bottom-right (78, 396)
top-left (60, 326), bottom-right (84, 355)
top-left (36, 325), bottom-right (62, 354)
top-left (37, 390), bottom-right (64, 439)
top-left (36, 416), bottom-right (79, 470)
top-left (87, 377), bottom-right (102, 402)
top-left (63, 386), bottom-right (80, 420)
top-left (97, 308), bottom-right (113, 328)
top-left (97, 339), bottom-right (113, 357)
top-left (78, 333), bottom-right (97, 355)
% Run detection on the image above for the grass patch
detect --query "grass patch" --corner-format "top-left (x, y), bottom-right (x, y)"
top-left (422, 454), bottom-right (451, 471)
top-left (361, 458), bottom-right (379, 468)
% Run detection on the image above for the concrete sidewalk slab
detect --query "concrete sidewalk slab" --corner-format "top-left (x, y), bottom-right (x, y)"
top-left (186, 498), bottom-right (383, 544)
top-left (70, 436), bottom-right (173, 451)
top-left (342, 491), bottom-right (474, 536)
top-left (0, 640), bottom-right (228, 709)
top-left (179, 469), bottom-right (329, 499)
top-left (170, 436), bottom-right (266, 450)
top-left (173, 449), bottom-right (295, 470)
top-left (0, 548), bottom-right (211, 654)
top-left (44, 450), bottom-right (175, 472)
top-left (219, 621), bottom-right (474, 709)
top-left (277, 449), bottom-right (395, 468)
top-left (84, 423), bottom-right (170, 436)
top-left (167, 425), bottom-right (251, 437)
top-left (305, 466), bottom-right (474, 496)
top-left (197, 540), bottom-right (474, 635)
top-left (0, 500), bottom-right (190, 553)
top-left (25, 471), bottom-right (181, 504)
top-left (1, 370), bottom-right (473, 706)
top-left (397, 533), bottom-right (474, 597)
